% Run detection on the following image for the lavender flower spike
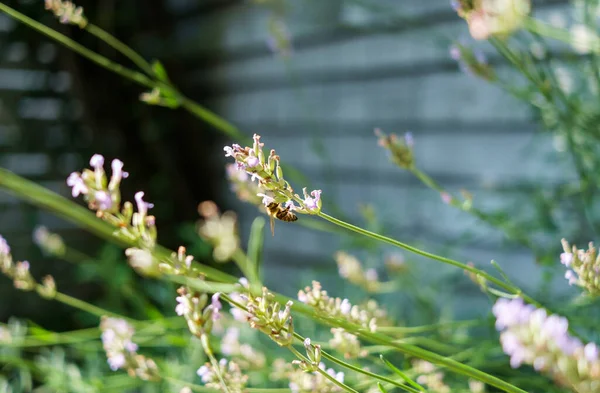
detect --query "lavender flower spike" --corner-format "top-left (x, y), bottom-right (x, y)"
top-left (493, 298), bottom-right (600, 392)
top-left (224, 134), bottom-right (324, 215)
top-left (560, 239), bottom-right (600, 295)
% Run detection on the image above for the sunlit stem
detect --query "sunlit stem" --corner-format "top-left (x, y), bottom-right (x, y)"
top-left (287, 345), bottom-right (360, 393)
top-left (200, 334), bottom-right (232, 393)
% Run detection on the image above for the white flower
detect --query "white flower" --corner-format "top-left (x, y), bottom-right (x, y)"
top-left (570, 24), bottom-right (600, 54)
top-left (175, 295), bottom-right (190, 316)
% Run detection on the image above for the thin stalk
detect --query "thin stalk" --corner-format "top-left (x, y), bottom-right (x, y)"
top-left (201, 334), bottom-right (232, 393)
top-left (85, 23), bottom-right (155, 77)
top-left (0, 3), bottom-right (154, 89)
top-left (0, 168), bottom-right (236, 284)
top-left (222, 293), bottom-right (527, 393)
top-left (231, 249), bottom-right (261, 288)
top-left (288, 345), bottom-right (359, 393)
top-left (410, 167), bottom-right (539, 253)
top-left (53, 291), bottom-right (134, 321)
top-left (378, 319), bottom-right (484, 335)
top-left (0, 170), bottom-right (527, 393)
top-left (316, 211), bottom-right (540, 308)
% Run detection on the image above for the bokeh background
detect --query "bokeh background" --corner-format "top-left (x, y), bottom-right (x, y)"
top-left (0, 0), bottom-right (579, 331)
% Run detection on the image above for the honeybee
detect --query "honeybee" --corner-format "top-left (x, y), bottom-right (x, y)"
top-left (266, 201), bottom-right (298, 236)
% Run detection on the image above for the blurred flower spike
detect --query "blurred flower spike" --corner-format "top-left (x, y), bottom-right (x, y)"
top-left (45, 0), bottom-right (87, 28)
top-left (493, 298), bottom-right (600, 392)
top-left (375, 128), bottom-right (415, 170)
top-left (452, 0), bottom-right (531, 40)
top-left (224, 134), bottom-right (322, 215)
top-left (67, 155), bottom-right (157, 249)
top-left (33, 226), bottom-right (66, 257)
top-left (197, 201), bottom-right (240, 262)
top-left (243, 286), bottom-right (295, 346)
top-left (100, 317), bottom-right (159, 381)
top-left (560, 239), bottom-right (600, 296)
top-left (197, 359), bottom-right (248, 392)
top-left (0, 235), bottom-right (56, 298)
top-left (449, 42), bottom-right (496, 81)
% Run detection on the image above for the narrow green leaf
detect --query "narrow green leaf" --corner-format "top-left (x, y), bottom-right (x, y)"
top-left (377, 382), bottom-right (388, 393)
top-left (247, 217), bottom-right (265, 281)
top-left (151, 59), bottom-right (170, 82)
top-left (380, 355), bottom-right (426, 392)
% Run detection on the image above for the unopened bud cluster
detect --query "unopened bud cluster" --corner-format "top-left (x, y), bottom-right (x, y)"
top-left (0, 235), bottom-right (56, 298)
top-left (33, 226), bottom-right (66, 257)
top-left (45, 0), bottom-right (87, 28)
top-left (197, 201), bottom-right (240, 262)
top-left (452, 0), bottom-right (531, 40)
top-left (272, 357), bottom-right (345, 393)
top-left (413, 360), bottom-right (451, 393)
top-left (293, 338), bottom-right (323, 372)
top-left (560, 239), bottom-right (600, 295)
top-left (329, 328), bottom-right (366, 359)
top-left (238, 287), bottom-right (294, 346)
top-left (298, 281), bottom-right (389, 332)
top-left (375, 129), bottom-right (415, 170)
top-left (335, 251), bottom-right (381, 292)
top-left (449, 43), bottom-right (495, 81)
top-left (220, 327), bottom-right (266, 369)
top-left (197, 359), bottom-right (248, 393)
top-left (224, 134), bottom-right (322, 215)
top-left (225, 163), bottom-right (263, 207)
top-left (100, 317), bottom-right (159, 381)
top-left (67, 155), bottom-right (157, 249)
top-left (175, 286), bottom-right (222, 337)
top-left (493, 298), bottom-right (600, 392)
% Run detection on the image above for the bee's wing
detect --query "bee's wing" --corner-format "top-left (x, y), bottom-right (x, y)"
top-left (270, 215), bottom-right (275, 237)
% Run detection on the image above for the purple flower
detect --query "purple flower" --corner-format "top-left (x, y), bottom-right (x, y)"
top-left (302, 188), bottom-right (322, 211)
top-left (95, 191), bottom-right (113, 211)
top-left (474, 49), bottom-right (487, 64)
top-left (223, 144), bottom-right (241, 158)
top-left (560, 252), bottom-right (573, 267)
top-left (175, 295), bottom-right (189, 316)
top-left (134, 191), bottom-right (154, 217)
top-left (211, 293), bottom-right (222, 321)
top-left (67, 172), bottom-right (88, 197)
top-left (0, 235), bottom-right (10, 256)
top-left (124, 340), bottom-right (138, 353)
top-left (340, 298), bottom-right (351, 315)
top-left (246, 155), bottom-right (259, 168)
top-left (449, 45), bottom-right (462, 61)
top-left (404, 132), bottom-right (414, 147)
top-left (89, 154), bottom-right (104, 169)
top-left (492, 298), bottom-right (534, 330)
top-left (450, 0), bottom-right (461, 11)
top-left (257, 193), bottom-right (274, 206)
top-left (584, 343), bottom-right (599, 362)
top-left (565, 270), bottom-right (578, 285)
top-left (109, 159), bottom-right (128, 190)
top-left (440, 192), bottom-right (452, 204)
top-left (107, 353), bottom-right (126, 371)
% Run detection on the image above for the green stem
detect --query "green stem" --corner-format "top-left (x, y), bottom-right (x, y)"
top-left (410, 167), bottom-right (539, 253)
top-left (53, 291), bottom-right (133, 321)
top-left (231, 249), bottom-right (261, 288)
top-left (378, 319), bottom-right (484, 335)
top-left (0, 167), bottom-right (235, 284)
top-left (1, 169), bottom-right (524, 393)
top-left (85, 23), bottom-right (155, 77)
top-left (288, 346), bottom-right (359, 393)
top-left (201, 334), bottom-right (232, 393)
top-left (0, 3), bottom-right (155, 89)
top-left (316, 211), bottom-right (540, 307)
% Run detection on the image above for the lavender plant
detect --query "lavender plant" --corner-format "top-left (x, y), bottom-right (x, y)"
top-left (0, 1), bottom-right (599, 393)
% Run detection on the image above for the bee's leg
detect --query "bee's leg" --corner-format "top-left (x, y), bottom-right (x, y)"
top-left (270, 216), bottom-right (275, 236)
